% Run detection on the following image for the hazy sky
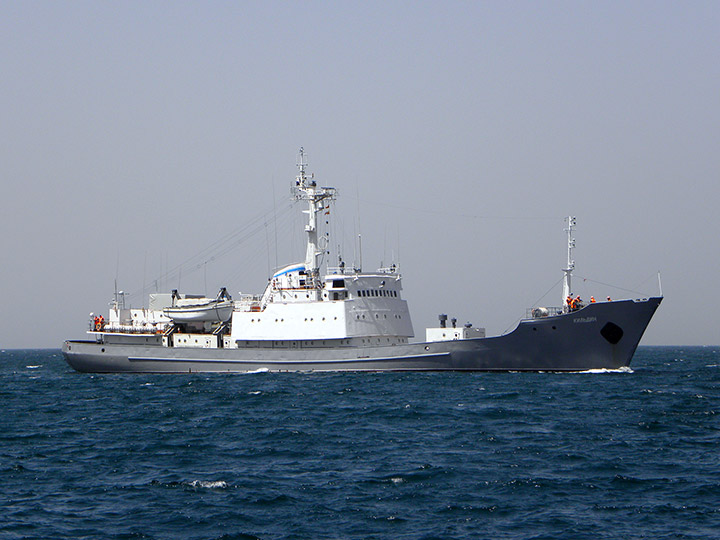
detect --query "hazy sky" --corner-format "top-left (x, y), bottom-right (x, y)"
top-left (2, 1), bottom-right (718, 348)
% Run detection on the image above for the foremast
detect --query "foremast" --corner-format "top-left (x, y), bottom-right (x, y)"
top-left (292, 148), bottom-right (336, 287)
top-left (562, 216), bottom-right (576, 309)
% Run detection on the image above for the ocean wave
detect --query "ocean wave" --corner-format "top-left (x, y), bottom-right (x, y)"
top-left (150, 479), bottom-right (230, 490)
top-left (188, 480), bottom-right (229, 489)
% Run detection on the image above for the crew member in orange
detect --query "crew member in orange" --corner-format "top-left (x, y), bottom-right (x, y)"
top-left (590, 296), bottom-right (596, 303)
top-left (607, 296), bottom-right (612, 301)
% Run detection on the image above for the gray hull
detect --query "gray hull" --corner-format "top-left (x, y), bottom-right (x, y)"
top-left (62, 297), bottom-right (661, 373)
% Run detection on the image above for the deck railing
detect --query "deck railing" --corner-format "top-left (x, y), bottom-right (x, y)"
top-left (91, 324), bottom-right (162, 335)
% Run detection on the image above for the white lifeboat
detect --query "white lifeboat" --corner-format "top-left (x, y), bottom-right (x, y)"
top-left (163, 288), bottom-right (233, 323)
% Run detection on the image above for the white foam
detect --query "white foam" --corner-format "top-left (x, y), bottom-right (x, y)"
top-left (26, 365), bottom-right (41, 369)
top-left (577, 366), bottom-right (634, 374)
top-left (188, 480), bottom-right (228, 489)
top-left (243, 368), bottom-right (269, 374)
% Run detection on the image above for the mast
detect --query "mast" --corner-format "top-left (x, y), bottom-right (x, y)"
top-left (292, 148), bottom-right (336, 285)
top-left (562, 216), bottom-right (576, 309)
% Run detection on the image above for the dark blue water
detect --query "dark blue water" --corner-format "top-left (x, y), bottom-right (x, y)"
top-left (2, 347), bottom-right (719, 540)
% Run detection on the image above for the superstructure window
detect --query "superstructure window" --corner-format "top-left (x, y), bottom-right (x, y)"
top-left (332, 279), bottom-right (346, 289)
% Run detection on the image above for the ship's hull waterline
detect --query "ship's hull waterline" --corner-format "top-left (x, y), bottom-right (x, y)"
top-left (63, 297), bottom-right (661, 373)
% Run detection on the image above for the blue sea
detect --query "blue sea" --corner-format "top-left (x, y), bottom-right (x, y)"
top-left (2, 347), bottom-right (719, 540)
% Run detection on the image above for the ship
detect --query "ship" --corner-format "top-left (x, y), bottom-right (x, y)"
top-left (62, 149), bottom-right (662, 373)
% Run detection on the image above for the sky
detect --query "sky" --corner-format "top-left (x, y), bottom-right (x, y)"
top-left (1, 1), bottom-right (718, 348)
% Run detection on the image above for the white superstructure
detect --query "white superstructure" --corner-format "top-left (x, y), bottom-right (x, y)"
top-left (227, 148), bottom-right (413, 348)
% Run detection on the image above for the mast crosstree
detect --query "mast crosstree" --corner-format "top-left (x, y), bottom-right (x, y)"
top-left (292, 148), bottom-right (336, 284)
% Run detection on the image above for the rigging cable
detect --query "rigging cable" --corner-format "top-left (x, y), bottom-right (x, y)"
top-left (501, 276), bottom-right (564, 335)
top-left (125, 201), bottom-right (295, 302)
